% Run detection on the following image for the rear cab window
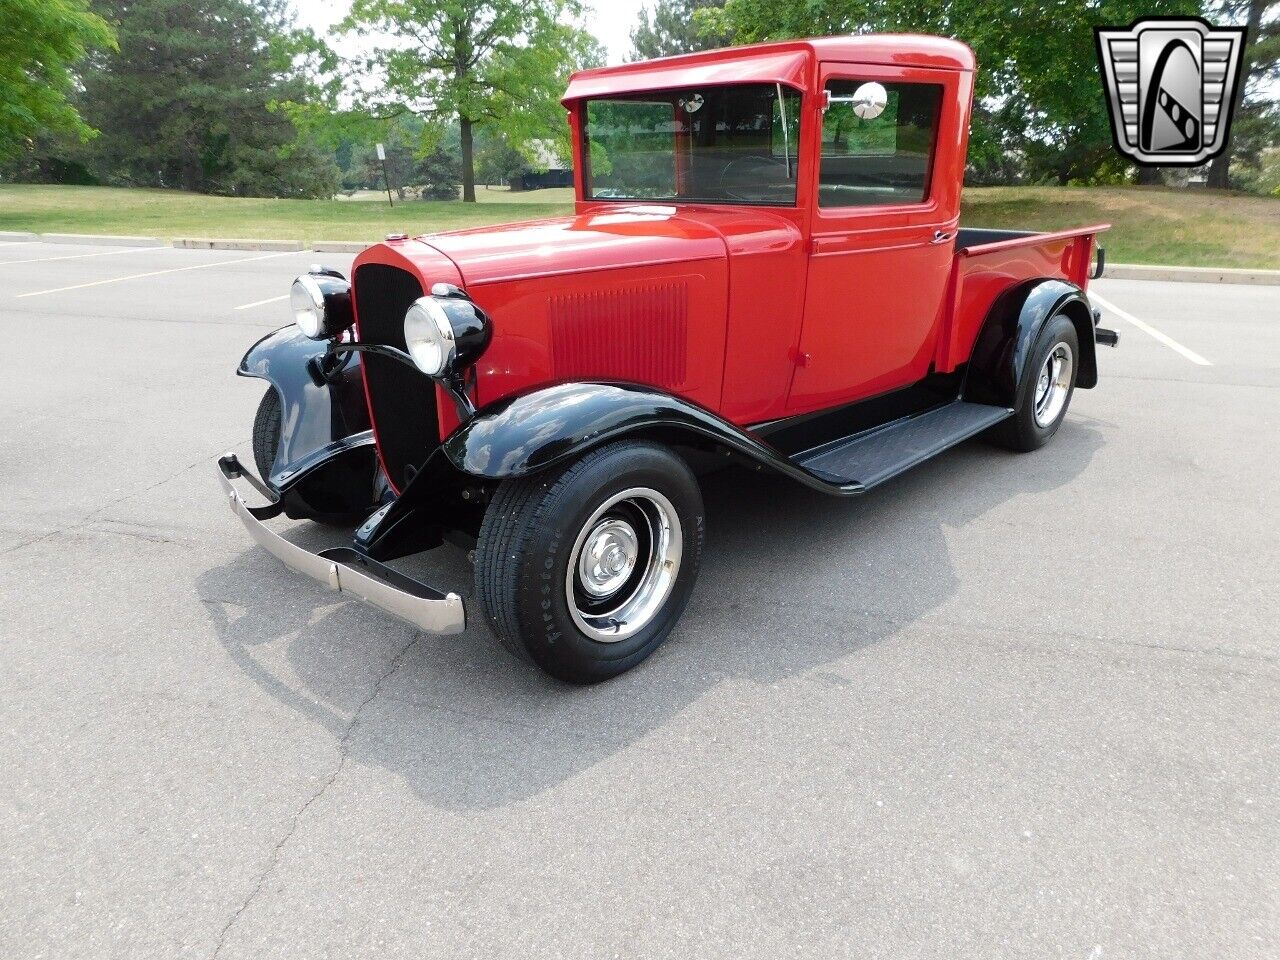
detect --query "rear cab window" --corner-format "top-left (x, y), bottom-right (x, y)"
top-left (819, 81), bottom-right (943, 208)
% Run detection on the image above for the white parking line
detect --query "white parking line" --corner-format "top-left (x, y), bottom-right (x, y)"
top-left (1090, 291), bottom-right (1212, 367)
top-left (0, 241), bottom-right (40, 249)
top-left (0, 247), bottom-right (152, 267)
top-left (15, 251), bottom-right (299, 299)
top-left (234, 294), bottom-right (289, 311)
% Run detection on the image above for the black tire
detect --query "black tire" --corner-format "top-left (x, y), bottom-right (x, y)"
top-left (474, 441), bottom-right (705, 684)
top-left (252, 387), bottom-right (282, 484)
top-left (987, 314), bottom-right (1079, 452)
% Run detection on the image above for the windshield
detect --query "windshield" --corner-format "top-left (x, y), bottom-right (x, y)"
top-left (583, 83), bottom-right (802, 206)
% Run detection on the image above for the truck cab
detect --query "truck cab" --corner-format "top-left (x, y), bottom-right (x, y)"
top-left (218, 36), bottom-right (1117, 683)
top-left (566, 36), bottom-right (977, 423)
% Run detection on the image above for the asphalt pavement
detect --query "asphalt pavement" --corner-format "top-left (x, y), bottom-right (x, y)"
top-left (1, 239), bottom-right (1276, 959)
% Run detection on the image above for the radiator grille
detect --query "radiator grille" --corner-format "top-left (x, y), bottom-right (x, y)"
top-left (352, 263), bottom-right (438, 490)
top-left (549, 283), bottom-right (689, 388)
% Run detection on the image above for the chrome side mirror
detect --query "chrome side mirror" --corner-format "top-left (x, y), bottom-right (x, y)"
top-left (851, 82), bottom-right (888, 120)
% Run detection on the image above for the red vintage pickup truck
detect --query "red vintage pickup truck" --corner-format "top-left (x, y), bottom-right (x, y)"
top-left (218, 35), bottom-right (1117, 682)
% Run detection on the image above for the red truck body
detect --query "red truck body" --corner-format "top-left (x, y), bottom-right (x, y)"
top-left (351, 36), bottom-right (1106, 451)
top-left (220, 35), bottom-right (1114, 681)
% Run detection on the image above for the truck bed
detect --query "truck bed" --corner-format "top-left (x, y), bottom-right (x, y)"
top-left (955, 227), bottom-right (1037, 249)
top-left (936, 223), bottom-right (1109, 372)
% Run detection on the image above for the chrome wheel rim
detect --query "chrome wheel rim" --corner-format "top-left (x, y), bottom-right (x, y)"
top-left (566, 487), bottom-right (682, 643)
top-left (1033, 342), bottom-right (1074, 428)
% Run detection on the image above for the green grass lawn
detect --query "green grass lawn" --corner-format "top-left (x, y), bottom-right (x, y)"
top-left (0, 185), bottom-right (573, 243)
top-left (340, 185), bottom-right (577, 205)
top-left (2, 184), bottom-right (1277, 268)
top-left (961, 186), bottom-right (1280, 270)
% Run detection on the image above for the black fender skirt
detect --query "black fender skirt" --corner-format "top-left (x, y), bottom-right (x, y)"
top-left (964, 279), bottom-right (1099, 408)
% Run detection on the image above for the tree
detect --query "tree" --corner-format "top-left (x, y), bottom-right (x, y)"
top-left (981, 0), bottom-right (1196, 185)
top-left (1206, 0), bottom-right (1278, 188)
top-left (72, 0), bottom-right (336, 196)
top-left (346, 114), bottom-right (420, 193)
top-left (0, 0), bottom-right (115, 161)
top-left (349, 140), bottom-right (418, 197)
top-left (340, 0), bottom-right (597, 202)
top-left (474, 130), bottom-right (528, 186)
top-left (699, 0), bottom-right (1200, 185)
top-left (630, 0), bottom-right (731, 60)
top-left (344, 114), bottom-right (466, 199)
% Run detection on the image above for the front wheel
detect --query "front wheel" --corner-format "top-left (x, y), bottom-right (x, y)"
top-left (474, 441), bottom-right (705, 684)
top-left (252, 387), bottom-right (283, 483)
top-left (987, 314), bottom-right (1079, 452)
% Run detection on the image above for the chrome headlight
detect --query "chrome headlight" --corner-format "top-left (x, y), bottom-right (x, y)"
top-left (290, 269), bottom-right (353, 340)
top-left (290, 275), bottom-right (326, 338)
top-left (403, 297), bottom-right (456, 376)
top-left (403, 291), bottom-right (493, 378)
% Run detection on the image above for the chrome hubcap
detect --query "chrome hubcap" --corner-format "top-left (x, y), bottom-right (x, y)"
top-left (577, 518), bottom-right (640, 598)
top-left (1033, 342), bottom-right (1074, 428)
top-left (566, 487), bottom-right (682, 643)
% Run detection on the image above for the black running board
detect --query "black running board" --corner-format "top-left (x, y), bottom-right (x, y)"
top-left (793, 401), bottom-right (1013, 489)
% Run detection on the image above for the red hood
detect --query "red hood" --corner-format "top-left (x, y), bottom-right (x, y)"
top-left (417, 206), bottom-right (729, 287)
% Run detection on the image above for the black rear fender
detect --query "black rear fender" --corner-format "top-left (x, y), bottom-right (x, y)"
top-left (964, 279), bottom-right (1098, 408)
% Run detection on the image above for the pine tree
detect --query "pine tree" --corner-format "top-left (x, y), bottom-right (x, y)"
top-left (76, 0), bottom-right (336, 196)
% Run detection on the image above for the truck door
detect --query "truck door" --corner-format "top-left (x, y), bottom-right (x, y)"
top-left (787, 63), bottom-right (965, 415)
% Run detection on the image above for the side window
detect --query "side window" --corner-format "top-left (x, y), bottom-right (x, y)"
top-left (819, 81), bottom-right (943, 208)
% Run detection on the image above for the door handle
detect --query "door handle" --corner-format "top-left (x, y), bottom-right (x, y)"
top-left (932, 230), bottom-right (955, 244)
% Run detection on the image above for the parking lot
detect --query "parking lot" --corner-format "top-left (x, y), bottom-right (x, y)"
top-left (1, 237), bottom-right (1276, 958)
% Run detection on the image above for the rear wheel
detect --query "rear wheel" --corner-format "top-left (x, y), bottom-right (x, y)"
top-left (474, 441), bottom-right (705, 684)
top-left (987, 314), bottom-right (1079, 452)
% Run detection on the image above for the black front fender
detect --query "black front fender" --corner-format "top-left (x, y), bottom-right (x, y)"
top-left (439, 381), bottom-right (860, 494)
top-left (354, 381), bottom-right (859, 562)
top-left (238, 325), bottom-right (373, 480)
top-left (238, 325), bottom-right (378, 520)
top-left (964, 279), bottom-right (1098, 408)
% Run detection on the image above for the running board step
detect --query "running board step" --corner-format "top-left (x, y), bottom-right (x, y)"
top-left (794, 401), bottom-right (1013, 489)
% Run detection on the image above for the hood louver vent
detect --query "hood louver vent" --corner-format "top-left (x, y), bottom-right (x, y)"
top-left (549, 282), bottom-right (689, 388)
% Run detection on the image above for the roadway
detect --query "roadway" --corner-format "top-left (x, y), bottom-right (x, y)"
top-left (1, 239), bottom-right (1275, 958)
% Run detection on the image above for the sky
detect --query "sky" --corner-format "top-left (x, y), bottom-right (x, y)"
top-left (291, 0), bottom-right (649, 67)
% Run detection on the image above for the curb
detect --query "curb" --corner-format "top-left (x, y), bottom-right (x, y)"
top-left (173, 237), bottom-right (304, 252)
top-left (41, 232), bottom-right (164, 247)
top-left (0, 231), bottom-right (38, 242)
top-left (1106, 263), bottom-right (1280, 286)
top-left (313, 241), bottom-right (373, 253)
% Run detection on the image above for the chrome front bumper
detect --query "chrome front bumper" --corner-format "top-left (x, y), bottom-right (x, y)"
top-left (216, 453), bottom-right (465, 635)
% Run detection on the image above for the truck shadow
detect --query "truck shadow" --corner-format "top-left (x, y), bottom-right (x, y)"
top-left (197, 422), bottom-right (1104, 810)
